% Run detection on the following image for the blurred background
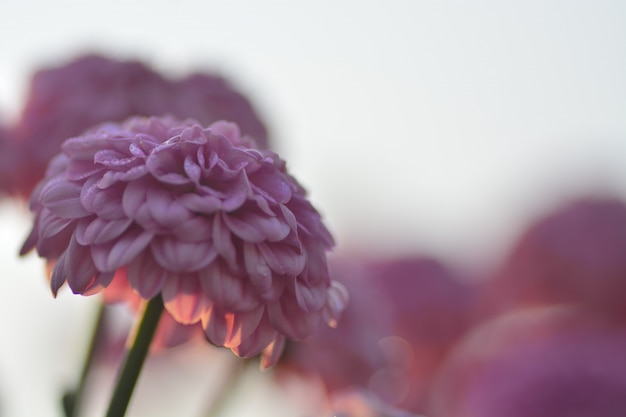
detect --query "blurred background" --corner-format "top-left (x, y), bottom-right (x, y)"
top-left (0, 1), bottom-right (625, 416)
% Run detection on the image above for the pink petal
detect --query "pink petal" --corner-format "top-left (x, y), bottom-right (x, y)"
top-left (50, 252), bottom-right (68, 296)
top-left (267, 295), bottom-right (321, 340)
top-left (202, 306), bottom-right (229, 346)
top-left (172, 216), bottom-right (214, 242)
top-left (199, 262), bottom-right (260, 312)
top-left (178, 193), bottom-right (222, 214)
top-left (208, 121), bottom-right (241, 144)
top-left (35, 215), bottom-right (75, 258)
top-left (75, 217), bottom-right (133, 245)
top-left (38, 209), bottom-right (75, 240)
top-left (145, 144), bottom-right (192, 185)
top-left (251, 170), bottom-right (292, 204)
top-left (81, 178), bottom-right (126, 219)
top-left (322, 280), bottom-right (350, 328)
top-left (221, 173), bottom-right (250, 212)
top-left (39, 178), bottom-right (90, 218)
top-left (202, 306), bottom-right (264, 349)
top-left (243, 242), bottom-right (286, 301)
top-left (230, 320), bottom-right (277, 358)
top-left (146, 187), bottom-right (193, 227)
top-left (224, 211), bottom-right (290, 243)
top-left (122, 179), bottom-right (149, 218)
top-left (294, 279), bottom-right (327, 313)
top-left (260, 335), bottom-right (286, 369)
top-left (64, 235), bottom-right (100, 294)
top-left (212, 214), bottom-right (237, 267)
top-left (91, 228), bottom-right (153, 272)
top-left (183, 156), bottom-right (202, 183)
top-left (94, 149), bottom-right (136, 169)
top-left (222, 307), bottom-right (265, 349)
top-left (66, 159), bottom-right (103, 181)
top-left (126, 251), bottom-right (169, 299)
top-left (97, 165), bottom-right (148, 189)
top-left (162, 275), bottom-right (212, 324)
top-left (258, 242), bottom-right (306, 277)
top-left (151, 237), bottom-right (217, 272)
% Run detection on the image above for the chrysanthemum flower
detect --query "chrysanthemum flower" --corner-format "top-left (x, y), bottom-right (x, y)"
top-left (10, 54), bottom-right (268, 198)
top-left (21, 116), bottom-right (345, 366)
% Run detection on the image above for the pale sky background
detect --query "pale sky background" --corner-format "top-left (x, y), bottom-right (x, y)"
top-left (0, 1), bottom-right (625, 416)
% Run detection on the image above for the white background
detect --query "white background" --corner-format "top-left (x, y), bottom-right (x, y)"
top-left (0, 1), bottom-right (625, 416)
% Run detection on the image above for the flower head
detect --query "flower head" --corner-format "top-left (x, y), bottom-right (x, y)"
top-left (477, 197), bottom-right (626, 322)
top-left (21, 116), bottom-right (344, 366)
top-left (10, 54), bottom-right (268, 198)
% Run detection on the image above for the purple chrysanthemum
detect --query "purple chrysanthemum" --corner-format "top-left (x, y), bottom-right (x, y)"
top-left (21, 116), bottom-right (345, 366)
top-left (9, 54), bottom-right (268, 198)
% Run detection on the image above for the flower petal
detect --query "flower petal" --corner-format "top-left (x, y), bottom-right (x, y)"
top-left (91, 228), bottom-right (153, 272)
top-left (258, 242), bottom-right (306, 277)
top-left (151, 237), bottom-right (217, 272)
top-left (127, 251), bottom-right (169, 299)
top-left (162, 275), bottom-right (212, 324)
top-left (64, 234), bottom-right (100, 294)
top-left (322, 280), bottom-right (349, 328)
top-left (199, 261), bottom-right (260, 312)
top-left (202, 306), bottom-right (265, 349)
top-left (224, 210), bottom-right (290, 243)
top-left (39, 178), bottom-right (90, 218)
top-left (267, 295), bottom-right (321, 340)
top-left (76, 217), bottom-right (133, 245)
top-left (260, 335), bottom-right (286, 369)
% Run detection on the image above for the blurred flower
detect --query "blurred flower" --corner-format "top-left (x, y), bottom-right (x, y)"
top-left (169, 73), bottom-right (268, 149)
top-left (428, 306), bottom-right (626, 417)
top-left (477, 197), bottom-right (626, 321)
top-left (20, 116), bottom-right (344, 367)
top-left (0, 123), bottom-right (16, 196)
top-left (281, 255), bottom-right (474, 414)
top-left (328, 388), bottom-right (424, 417)
top-left (8, 53), bottom-right (268, 198)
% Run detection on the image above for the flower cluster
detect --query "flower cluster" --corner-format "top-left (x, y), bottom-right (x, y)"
top-left (21, 116), bottom-right (345, 367)
top-left (426, 196), bottom-right (626, 417)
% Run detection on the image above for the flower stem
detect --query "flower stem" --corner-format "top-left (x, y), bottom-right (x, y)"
top-left (63, 301), bottom-right (107, 417)
top-left (105, 295), bottom-right (164, 417)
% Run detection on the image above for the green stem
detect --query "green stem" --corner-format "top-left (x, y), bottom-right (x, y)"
top-left (105, 295), bottom-right (164, 417)
top-left (63, 301), bottom-right (107, 417)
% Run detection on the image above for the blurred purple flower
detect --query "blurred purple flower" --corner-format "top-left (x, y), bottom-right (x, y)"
top-left (428, 306), bottom-right (626, 417)
top-left (328, 388), bottom-right (424, 417)
top-left (477, 197), bottom-right (626, 321)
top-left (169, 73), bottom-right (268, 148)
top-left (281, 255), bottom-right (474, 414)
top-left (0, 123), bottom-right (15, 195)
top-left (8, 53), bottom-right (268, 198)
top-left (20, 116), bottom-right (344, 366)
